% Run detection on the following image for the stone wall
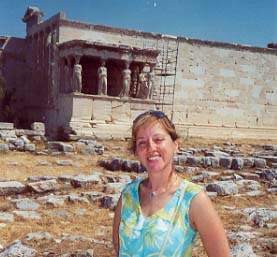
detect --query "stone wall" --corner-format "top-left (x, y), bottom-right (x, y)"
top-left (172, 40), bottom-right (277, 139)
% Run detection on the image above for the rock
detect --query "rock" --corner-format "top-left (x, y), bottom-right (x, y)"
top-left (30, 122), bottom-right (45, 133)
top-left (0, 144), bottom-right (9, 152)
top-left (28, 179), bottom-right (61, 193)
top-left (238, 172), bottom-right (260, 181)
top-left (205, 150), bottom-right (229, 157)
top-left (46, 142), bottom-right (74, 152)
top-left (13, 210), bottom-right (41, 220)
top-left (254, 158), bottom-right (266, 168)
top-left (243, 157), bottom-right (255, 168)
top-left (244, 208), bottom-right (277, 227)
top-left (231, 158), bottom-right (244, 170)
top-left (186, 156), bottom-right (204, 166)
top-left (230, 243), bottom-right (257, 257)
top-left (0, 122), bottom-right (14, 130)
top-left (236, 179), bottom-right (261, 191)
top-left (260, 169), bottom-right (277, 180)
top-left (67, 194), bottom-right (90, 204)
top-left (219, 157), bottom-right (233, 169)
top-left (81, 191), bottom-right (104, 203)
top-left (0, 240), bottom-right (37, 257)
top-left (37, 195), bottom-right (66, 207)
top-left (27, 175), bottom-right (56, 182)
top-left (24, 232), bottom-right (52, 241)
top-left (0, 212), bottom-right (14, 222)
top-left (12, 198), bottom-right (40, 210)
top-left (50, 210), bottom-right (71, 218)
top-left (206, 181), bottom-right (238, 196)
top-left (80, 146), bottom-right (96, 154)
top-left (56, 159), bottom-right (74, 166)
top-left (100, 194), bottom-right (120, 210)
top-left (7, 138), bottom-right (24, 151)
top-left (0, 181), bottom-right (26, 196)
top-left (70, 174), bottom-right (102, 187)
top-left (103, 182), bottom-right (126, 194)
top-left (24, 143), bottom-right (36, 152)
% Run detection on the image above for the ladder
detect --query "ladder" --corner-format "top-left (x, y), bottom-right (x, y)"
top-left (154, 38), bottom-right (179, 120)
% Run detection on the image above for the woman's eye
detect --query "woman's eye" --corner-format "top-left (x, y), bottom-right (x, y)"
top-left (155, 137), bottom-right (164, 143)
top-left (137, 141), bottom-right (146, 147)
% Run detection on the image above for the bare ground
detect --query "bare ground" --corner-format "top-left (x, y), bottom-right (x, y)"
top-left (0, 137), bottom-right (276, 256)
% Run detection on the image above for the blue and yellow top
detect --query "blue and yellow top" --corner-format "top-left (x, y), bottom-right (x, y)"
top-left (119, 179), bottom-right (202, 257)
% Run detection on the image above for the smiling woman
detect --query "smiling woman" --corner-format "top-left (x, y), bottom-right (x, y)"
top-left (113, 110), bottom-right (230, 257)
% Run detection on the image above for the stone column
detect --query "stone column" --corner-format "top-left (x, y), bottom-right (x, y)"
top-left (97, 60), bottom-right (107, 95)
top-left (119, 62), bottom-right (131, 98)
top-left (72, 56), bottom-right (82, 93)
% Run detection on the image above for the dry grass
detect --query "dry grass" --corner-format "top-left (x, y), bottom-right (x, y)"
top-left (0, 137), bottom-right (277, 256)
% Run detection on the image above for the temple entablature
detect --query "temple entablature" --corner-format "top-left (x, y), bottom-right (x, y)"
top-left (57, 40), bottom-right (160, 65)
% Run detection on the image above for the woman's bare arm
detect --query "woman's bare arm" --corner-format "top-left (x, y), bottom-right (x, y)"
top-left (112, 196), bottom-right (122, 256)
top-left (189, 191), bottom-right (230, 257)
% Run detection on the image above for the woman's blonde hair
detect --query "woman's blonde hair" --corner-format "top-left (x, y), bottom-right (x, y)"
top-left (131, 110), bottom-right (179, 154)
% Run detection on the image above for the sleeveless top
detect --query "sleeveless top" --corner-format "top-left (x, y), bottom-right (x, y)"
top-left (119, 179), bottom-right (202, 257)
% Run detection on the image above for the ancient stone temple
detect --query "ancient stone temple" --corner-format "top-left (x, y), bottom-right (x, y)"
top-left (0, 6), bottom-right (276, 139)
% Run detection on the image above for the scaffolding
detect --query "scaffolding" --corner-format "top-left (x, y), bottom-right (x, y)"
top-left (154, 38), bottom-right (179, 120)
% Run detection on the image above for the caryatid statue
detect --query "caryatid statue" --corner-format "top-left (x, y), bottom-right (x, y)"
top-left (120, 63), bottom-right (131, 97)
top-left (72, 63), bottom-right (82, 92)
top-left (97, 60), bottom-right (107, 95)
top-left (147, 66), bottom-right (155, 99)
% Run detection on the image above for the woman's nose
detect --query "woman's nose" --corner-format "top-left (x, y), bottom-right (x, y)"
top-left (147, 139), bottom-right (156, 151)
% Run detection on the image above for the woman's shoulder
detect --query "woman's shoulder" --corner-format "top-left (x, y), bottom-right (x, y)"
top-left (122, 178), bottom-right (143, 193)
top-left (182, 179), bottom-right (203, 194)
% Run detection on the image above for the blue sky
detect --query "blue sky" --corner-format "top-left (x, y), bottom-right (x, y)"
top-left (0, 0), bottom-right (276, 48)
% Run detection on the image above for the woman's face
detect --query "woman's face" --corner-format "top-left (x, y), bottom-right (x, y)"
top-left (135, 120), bottom-right (178, 175)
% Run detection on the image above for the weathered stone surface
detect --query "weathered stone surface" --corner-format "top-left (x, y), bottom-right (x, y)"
top-left (12, 198), bottom-right (40, 210)
top-left (0, 181), bottom-right (26, 196)
top-left (27, 179), bottom-right (61, 193)
top-left (260, 169), bottom-right (277, 180)
top-left (67, 194), bottom-right (90, 204)
top-left (0, 130), bottom-right (16, 139)
top-left (242, 157), bottom-right (255, 168)
top-left (37, 195), bottom-right (67, 207)
top-left (238, 172), bottom-right (260, 181)
top-left (231, 158), bottom-right (244, 170)
top-left (55, 159), bottom-right (74, 166)
top-left (0, 240), bottom-right (37, 257)
top-left (46, 142), bottom-right (74, 152)
top-left (23, 232), bottom-right (52, 241)
top-left (219, 157), bottom-right (233, 169)
top-left (103, 182), bottom-right (126, 194)
top-left (0, 144), bottom-right (9, 152)
top-left (30, 122), bottom-right (45, 132)
top-left (230, 243), bottom-right (257, 257)
top-left (24, 143), bottom-right (36, 152)
top-left (0, 122), bottom-right (14, 130)
top-left (236, 179), bottom-right (261, 191)
top-left (243, 208), bottom-right (277, 227)
top-left (205, 150), bottom-right (229, 157)
top-left (70, 174), bottom-right (102, 187)
top-left (254, 158), bottom-right (266, 168)
top-left (13, 210), bottom-right (41, 220)
top-left (206, 181), bottom-right (238, 196)
top-left (0, 212), bottom-right (14, 222)
top-left (100, 194), bottom-right (120, 210)
top-left (186, 156), bottom-right (204, 166)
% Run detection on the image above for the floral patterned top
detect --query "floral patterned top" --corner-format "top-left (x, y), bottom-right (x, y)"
top-left (119, 178), bottom-right (202, 257)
